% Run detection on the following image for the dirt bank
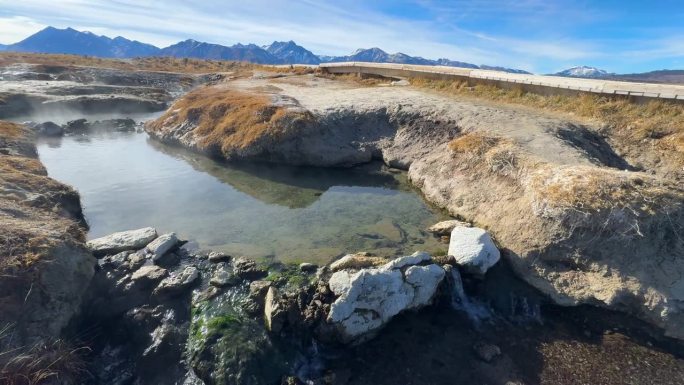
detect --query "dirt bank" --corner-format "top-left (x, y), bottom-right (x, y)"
top-left (0, 121), bottom-right (94, 346)
top-left (147, 73), bottom-right (684, 340)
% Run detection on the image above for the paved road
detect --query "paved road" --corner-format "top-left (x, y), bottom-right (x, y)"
top-left (320, 62), bottom-right (684, 101)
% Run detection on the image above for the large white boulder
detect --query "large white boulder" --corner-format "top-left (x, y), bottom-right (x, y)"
top-left (447, 227), bottom-right (500, 275)
top-left (327, 251), bottom-right (445, 342)
top-left (87, 227), bottom-right (158, 257)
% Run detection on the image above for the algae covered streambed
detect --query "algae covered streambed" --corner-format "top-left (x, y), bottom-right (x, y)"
top-left (36, 129), bottom-right (448, 264)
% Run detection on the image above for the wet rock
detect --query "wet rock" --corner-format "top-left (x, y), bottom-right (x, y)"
top-left (64, 118), bottom-right (89, 132)
top-left (473, 342), bottom-right (501, 363)
top-left (329, 252), bottom-right (388, 272)
top-left (90, 118), bottom-right (136, 132)
top-left (34, 121), bottom-right (63, 136)
top-left (130, 265), bottom-right (167, 287)
top-left (299, 263), bottom-right (318, 273)
top-left (250, 280), bottom-right (272, 299)
top-left (264, 286), bottom-right (283, 332)
top-left (233, 257), bottom-right (267, 280)
top-left (427, 219), bottom-right (471, 236)
top-left (87, 227), bottom-right (158, 257)
top-left (447, 227), bottom-right (500, 275)
top-left (208, 251), bottom-right (231, 263)
top-left (210, 263), bottom-right (240, 287)
top-left (244, 280), bottom-right (273, 315)
top-left (153, 266), bottom-right (199, 297)
top-left (97, 251), bottom-right (131, 270)
top-left (145, 232), bottom-right (179, 262)
top-left (327, 252), bottom-right (446, 343)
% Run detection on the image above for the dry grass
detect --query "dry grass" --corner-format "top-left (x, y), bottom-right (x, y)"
top-left (448, 131), bottom-right (684, 231)
top-left (0, 325), bottom-right (90, 385)
top-left (412, 78), bottom-right (684, 174)
top-left (0, 121), bottom-right (85, 274)
top-left (449, 132), bottom-right (522, 178)
top-left (147, 85), bottom-right (312, 154)
top-left (0, 52), bottom-right (256, 74)
top-left (322, 72), bottom-right (391, 86)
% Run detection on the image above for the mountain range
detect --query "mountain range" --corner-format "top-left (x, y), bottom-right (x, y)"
top-left (551, 65), bottom-right (684, 84)
top-left (3, 27), bottom-right (682, 82)
top-left (1, 26), bottom-right (529, 73)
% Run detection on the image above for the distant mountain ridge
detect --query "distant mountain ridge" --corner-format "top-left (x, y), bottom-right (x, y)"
top-left (5, 26), bottom-right (159, 58)
top-left (264, 41), bottom-right (320, 65)
top-left (0, 26), bottom-right (528, 73)
top-left (160, 39), bottom-right (276, 64)
top-left (554, 66), bottom-right (612, 78)
top-left (552, 66), bottom-right (684, 84)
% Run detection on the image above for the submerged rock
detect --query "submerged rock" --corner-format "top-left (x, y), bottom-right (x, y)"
top-left (87, 227), bottom-right (158, 257)
top-left (447, 227), bottom-right (500, 275)
top-left (329, 252), bottom-right (388, 272)
top-left (427, 219), bottom-right (472, 236)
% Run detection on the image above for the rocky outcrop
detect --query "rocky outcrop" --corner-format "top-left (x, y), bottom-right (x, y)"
top-left (146, 74), bottom-right (684, 340)
top-left (0, 121), bottom-right (95, 345)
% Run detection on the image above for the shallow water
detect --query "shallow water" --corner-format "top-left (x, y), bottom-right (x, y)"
top-left (36, 130), bottom-right (448, 264)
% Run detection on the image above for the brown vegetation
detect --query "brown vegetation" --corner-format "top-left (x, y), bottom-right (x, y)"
top-left (146, 85), bottom-right (312, 155)
top-left (0, 324), bottom-right (89, 385)
top-left (412, 78), bottom-right (684, 177)
top-left (0, 52), bottom-right (255, 74)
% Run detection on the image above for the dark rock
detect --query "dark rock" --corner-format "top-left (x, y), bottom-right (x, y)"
top-left (473, 342), bottom-right (501, 362)
top-left (35, 121), bottom-right (64, 136)
top-left (233, 257), bottom-right (267, 280)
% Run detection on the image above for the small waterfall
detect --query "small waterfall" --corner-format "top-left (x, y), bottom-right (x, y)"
top-left (445, 265), bottom-right (492, 324)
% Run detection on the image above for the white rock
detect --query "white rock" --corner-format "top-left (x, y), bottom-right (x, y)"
top-left (382, 251), bottom-right (431, 270)
top-left (447, 227), bottom-right (500, 275)
top-left (405, 264), bottom-right (445, 309)
top-left (427, 220), bottom-right (471, 236)
top-left (87, 227), bottom-right (158, 256)
top-left (146, 232), bottom-right (179, 261)
top-left (327, 261), bottom-right (447, 342)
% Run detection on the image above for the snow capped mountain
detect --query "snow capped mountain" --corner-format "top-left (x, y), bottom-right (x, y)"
top-left (555, 66), bottom-right (611, 78)
top-left (264, 41), bottom-right (320, 64)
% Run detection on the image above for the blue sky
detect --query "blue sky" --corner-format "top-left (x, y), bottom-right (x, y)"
top-left (0, 0), bottom-right (682, 74)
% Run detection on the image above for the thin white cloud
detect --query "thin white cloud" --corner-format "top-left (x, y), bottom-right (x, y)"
top-left (0, 16), bottom-right (46, 44)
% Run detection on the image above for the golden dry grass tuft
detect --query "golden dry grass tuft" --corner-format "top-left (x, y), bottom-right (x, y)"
top-left (412, 78), bottom-right (684, 174)
top-left (0, 325), bottom-right (90, 385)
top-left (147, 86), bottom-right (312, 153)
top-left (449, 132), bottom-right (523, 178)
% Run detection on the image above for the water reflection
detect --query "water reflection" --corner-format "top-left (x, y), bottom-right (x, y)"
top-left (37, 131), bottom-right (448, 264)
